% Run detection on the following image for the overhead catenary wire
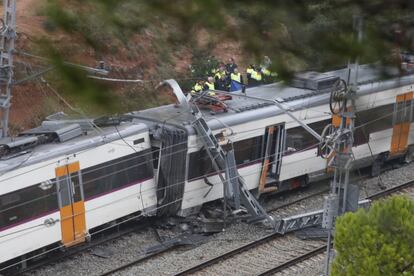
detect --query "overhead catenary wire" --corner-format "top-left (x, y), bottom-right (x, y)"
top-left (0, 137), bottom-right (329, 244)
top-left (0, 125), bottom-right (410, 272)
top-left (0, 84), bottom-right (410, 194)
top-left (0, 130), bottom-right (317, 214)
top-left (1, 98), bottom-right (413, 215)
top-left (0, 196), bottom-right (185, 271)
top-left (0, 124), bottom-right (408, 238)
top-left (1, 76), bottom-right (414, 232)
top-left (0, 137), bottom-right (384, 272)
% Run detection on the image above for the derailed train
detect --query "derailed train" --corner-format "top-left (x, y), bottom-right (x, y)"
top-left (1, 64), bottom-right (414, 268)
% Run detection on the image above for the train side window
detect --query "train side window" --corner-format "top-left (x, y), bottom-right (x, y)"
top-left (233, 136), bottom-right (263, 164)
top-left (0, 183), bottom-right (58, 229)
top-left (285, 119), bottom-right (331, 153)
top-left (393, 99), bottom-right (412, 125)
top-left (82, 149), bottom-right (153, 200)
top-left (187, 150), bottom-right (215, 180)
top-left (188, 136), bottom-right (263, 180)
top-left (354, 104), bottom-right (394, 145)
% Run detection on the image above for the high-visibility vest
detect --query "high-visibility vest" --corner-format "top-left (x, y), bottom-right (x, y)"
top-left (246, 68), bottom-right (254, 75)
top-left (261, 68), bottom-right (271, 76)
top-left (205, 81), bottom-right (215, 90)
top-left (205, 82), bottom-right (216, 96)
top-left (191, 83), bottom-right (203, 94)
top-left (215, 71), bottom-right (226, 80)
top-left (230, 72), bottom-right (242, 83)
top-left (251, 70), bottom-right (262, 81)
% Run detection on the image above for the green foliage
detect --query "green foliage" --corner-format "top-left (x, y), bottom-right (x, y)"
top-left (332, 196), bottom-right (414, 276)
top-left (36, 40), bottom-right (119, 113)
top-left (184, 50), bottom-right (220, 90)
top-left (38, 0), bottom-right (414, 111)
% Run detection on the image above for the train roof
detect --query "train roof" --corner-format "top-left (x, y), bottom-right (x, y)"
top-left (131, 64), bottom-right (414, 133)
top-left (0, 120), bottom-right (148, 174)
top-left (0, 63), bottom-right (413, 173)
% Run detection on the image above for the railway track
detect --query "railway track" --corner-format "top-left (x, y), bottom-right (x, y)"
top-left (26, 173), bottom-right (414, 276)
top-left (9, 183), bottom-right (327, 276)
top-left (173, 179), bottom-right (414, 276)
top-left (97, 186), bottom-right (330, 276)
top-left (4, 219), bottom-right (153, 276)
top-left (174, 233), bottom-right (324, 276)
top-left (257, 245), bottom-right (326, 276)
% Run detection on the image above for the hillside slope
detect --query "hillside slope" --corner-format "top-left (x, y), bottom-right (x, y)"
top-left (7, 0), bottom-right (245, 131)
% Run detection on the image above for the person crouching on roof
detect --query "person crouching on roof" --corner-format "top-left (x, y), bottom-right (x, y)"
top-left (204, 77), bottom-right (216, 96)
top-left (246, 64), bottom-right (255, 84)
top-left (249, 68), bottom-right (263, 87)
top-left (191, 79), bottom-right (204, 95)
top-left (214, 65), bottom-right (227, 81)
top-left (215, 74), bottom-right (230, 92)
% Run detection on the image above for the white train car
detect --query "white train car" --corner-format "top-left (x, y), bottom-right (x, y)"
top-left (132, 65), bottom-right (414, 215)
top-left (1, 64), bottom-right (414, 269)
top-left (0, 120), bottom-right (156, 267)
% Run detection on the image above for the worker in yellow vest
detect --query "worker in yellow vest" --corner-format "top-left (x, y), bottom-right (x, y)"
top-left (250, 69), bottom-right (263, 87)
top-left (230, 68), bottom-right (244, 92)
top-left (203, 77), bottom-right (216, 96)
top-left (246, 64), bottom-right (255, 84)
top-left (261, 67), bottom-right (278, 83)
top-left (214, 67), bottom-right (227, 81)
top-left (191, 80), bottom-right (204, 95)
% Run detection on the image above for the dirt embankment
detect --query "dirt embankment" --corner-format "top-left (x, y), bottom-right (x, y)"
top-left (4, 0), bottom-right (246, 131)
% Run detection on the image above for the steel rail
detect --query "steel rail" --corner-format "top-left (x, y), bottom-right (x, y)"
top-left (99, 246), bottom-right (180, 276)
top-left (257, 245), bottom-right (326, 276)
top-left (6, 219), bottom-right (152, 276)
top-left (174, 232), bottom-right (284, 276)
top-left (173, 179), bottom-right (414, 276)
top-left (97, 188), bottom-right (330, 276)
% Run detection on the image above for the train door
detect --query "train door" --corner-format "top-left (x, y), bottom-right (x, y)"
top-left (55, 161), bottom-right (86, 247)
top-left (391, 92), bottom-right (413, 156)
top-left (259, 124), bottom-right (285, 194)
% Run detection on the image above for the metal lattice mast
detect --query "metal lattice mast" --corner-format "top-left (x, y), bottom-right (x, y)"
top-left (323, 16), bottom-right (362, 275)
top-left (0, 0), bottom-right (16, 138)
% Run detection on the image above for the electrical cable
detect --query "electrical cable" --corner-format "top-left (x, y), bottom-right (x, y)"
top-left (1, 101), bottom-right (414, 214)
top-left (0, 141), bottom-right (384, 271)
top-left (0, 125), bottom-right (408, 234)
top-left (2, 76), bottom-right (408, 183)
top-left (0, 127), bottom-right (410, 273)
top-left (0, 129), bottom-right (316, 214)
top-left (0, 76), bottom-right (414, 240)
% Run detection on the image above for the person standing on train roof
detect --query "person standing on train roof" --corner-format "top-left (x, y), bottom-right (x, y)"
top-left (230, 68), bottom-right (244, 92)
top-left (225, 57), bottom-right (238, 74)
top-left (204, 77), bottom-right (216, 96)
